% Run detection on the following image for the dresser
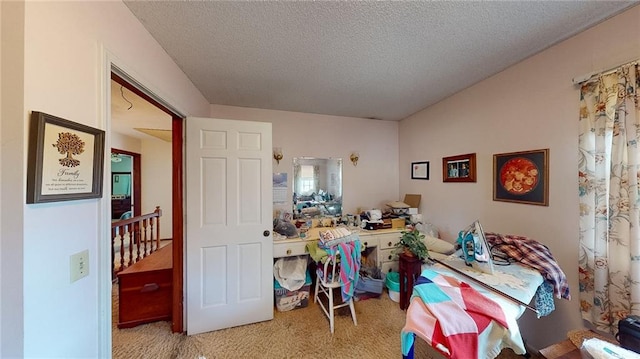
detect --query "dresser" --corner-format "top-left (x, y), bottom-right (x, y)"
top-left (360, 229), bottom-right (403, 274)
top-left (111, 197), bottom-right (132, 219)
top-left (117, 244), bottom-right (172, 328)
top-left (273, 228), bottom-right (403, 273)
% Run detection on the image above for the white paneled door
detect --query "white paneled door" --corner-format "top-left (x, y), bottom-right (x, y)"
top-left (186, 117), bottom-right (273, 335)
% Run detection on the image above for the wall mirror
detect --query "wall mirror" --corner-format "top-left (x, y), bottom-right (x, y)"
top-left (292, 157), bottom-right (342, 218)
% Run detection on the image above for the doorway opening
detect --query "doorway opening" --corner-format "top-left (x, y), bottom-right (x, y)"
top-left (109, 70), bottom-right (184, 334)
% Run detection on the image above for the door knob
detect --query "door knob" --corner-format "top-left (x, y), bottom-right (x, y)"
top-left (263, 230), bottom-right (270, 237)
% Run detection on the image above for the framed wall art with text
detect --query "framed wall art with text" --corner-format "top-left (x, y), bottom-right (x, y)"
top-left (26, 111), bottom-right (105, 204)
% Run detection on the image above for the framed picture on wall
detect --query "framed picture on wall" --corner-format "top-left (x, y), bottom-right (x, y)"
top-left (442, 153), bottom-right (476, 182)
top-left (411, 161), bottom-right (429, 180)
top-left (26, 111), bottom-right (105, 204)
top-left (493, 149), bottom-right (549, 206)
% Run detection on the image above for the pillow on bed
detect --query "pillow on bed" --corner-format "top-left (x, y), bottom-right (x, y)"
top-left (424, 235), bottom-right (456, 255)
top-left (413, 222), bottom-right (454, 254)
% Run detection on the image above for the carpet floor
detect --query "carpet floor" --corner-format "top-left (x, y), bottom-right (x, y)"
top-left (112, 285), bottom-right (541, 359)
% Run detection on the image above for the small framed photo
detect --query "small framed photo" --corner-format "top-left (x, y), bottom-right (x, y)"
top-left (442, 153), bottom-right (476, 182)
top-left (411, 161), bottom-right (429, 180)
top-left (493, 149), bottom-right (549, 206)
top-left (26, 111), bottom-right (105, 204)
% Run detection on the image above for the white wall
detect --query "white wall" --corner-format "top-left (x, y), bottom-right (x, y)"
top-left (0, 0), bottom-right (3, 353)
top-left (399, 6), bottom-right (640, 350)
top-left (1, 1), bottom-right (25, 357)
top-left (111, 132), bottom-right (142, 154)
top-left (141, 138), bottom-right (172, 240)
top-left (11, 1), bottom-right (210, 357)
top-left (210, 105), bottom-right (400, 216)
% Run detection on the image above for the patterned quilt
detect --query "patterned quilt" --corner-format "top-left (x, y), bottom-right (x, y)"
top-left (401, 257), bottom-right (544, 359)
top-left (401, 269), bottom-right (509, 359)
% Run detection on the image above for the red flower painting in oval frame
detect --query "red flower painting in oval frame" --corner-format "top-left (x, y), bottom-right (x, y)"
top-left (493, 149), bottom-right (549, 206)
top-left (499, 157), bottom-right (539, 195)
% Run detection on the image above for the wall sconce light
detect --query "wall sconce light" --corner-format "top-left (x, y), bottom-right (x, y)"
top-left (350, 152), bottom-right (359, 167)
top-left (273, 147), bottom-right (283, 165)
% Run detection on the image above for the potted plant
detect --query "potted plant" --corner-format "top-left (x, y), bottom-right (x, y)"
top-left (394, 228), bottom-right (430, 262)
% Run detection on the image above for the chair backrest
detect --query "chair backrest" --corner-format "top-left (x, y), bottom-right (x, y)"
top-left (318, 236), bottom-right (361, 288)
top-left (319, 256), bottom-right (341, 286)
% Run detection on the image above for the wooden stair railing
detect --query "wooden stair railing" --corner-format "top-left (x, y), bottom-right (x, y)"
top-left (111, 206), bottom-right (162, 280)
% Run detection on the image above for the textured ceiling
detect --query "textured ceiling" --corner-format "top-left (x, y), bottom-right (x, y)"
top-left (123, 1), bottom-right (638, 121)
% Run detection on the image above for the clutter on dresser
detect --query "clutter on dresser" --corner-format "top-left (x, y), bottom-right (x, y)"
top-left (387, 201), bottom-right (410, 215)
top-left (360, 209), bottom-right (387, 230)
top-left (358, 208), bottom-right (405, 230)
top-left (386, 194), bottom-right (421, 223)
top-left (273, 218), bottom-right (299, 239)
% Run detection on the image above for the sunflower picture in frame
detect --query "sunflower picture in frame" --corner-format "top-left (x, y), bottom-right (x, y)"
top-left (493, 149), bottom-right (549, 206)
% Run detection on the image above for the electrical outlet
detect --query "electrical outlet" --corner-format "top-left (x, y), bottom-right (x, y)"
top-left (70, 250), bottom-right (89, 283)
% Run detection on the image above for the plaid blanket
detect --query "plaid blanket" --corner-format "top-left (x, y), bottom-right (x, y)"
top-left (485, 232), bottom-right (570, 300)
top-left (401, 270), bottom-right (509, 359)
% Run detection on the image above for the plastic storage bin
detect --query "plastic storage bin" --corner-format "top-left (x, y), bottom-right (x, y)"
top-left (274, 271), bottom-right (312, 312)
top-left (356, 275), bottom-right (385, 295)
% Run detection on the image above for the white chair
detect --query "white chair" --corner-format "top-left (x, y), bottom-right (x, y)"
top-left (314, 247), bottom-right (358, 334)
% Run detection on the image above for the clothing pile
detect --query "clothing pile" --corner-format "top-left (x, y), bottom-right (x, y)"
top-left (485, 232), bottom-right (570, 317)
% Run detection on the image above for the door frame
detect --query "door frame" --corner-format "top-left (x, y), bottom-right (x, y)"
top-left (108, 68), bottom-right (185, 333)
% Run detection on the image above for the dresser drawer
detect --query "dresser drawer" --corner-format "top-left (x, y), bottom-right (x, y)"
top-left (118, 268), bottom-right (172, 328)
top-left (377, 233), bottom-right (401, 249)
top-left (359, 235), bottom-right (374, 249)
top-left (273, 241), bottom-right (309, 258)
top-left (379, 247), bottom-right (398, 263)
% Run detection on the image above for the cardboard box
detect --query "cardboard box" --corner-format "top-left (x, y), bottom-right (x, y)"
top-left (403, 194), bottom-right (421, 209)
top-left (391, 218), bottom-right (405, 229)
top-left (274, 271), bottom-right (312, 312)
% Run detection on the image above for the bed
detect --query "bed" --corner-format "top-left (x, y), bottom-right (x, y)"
top-left (401, 252), bottom-right (544, 359)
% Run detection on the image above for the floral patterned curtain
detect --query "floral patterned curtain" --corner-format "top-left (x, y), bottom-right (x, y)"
top-left (578, 64), bottom-right (640, 334)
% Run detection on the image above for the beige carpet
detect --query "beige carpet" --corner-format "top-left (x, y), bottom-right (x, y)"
top-left (112, 285), bottom-right (541, 359)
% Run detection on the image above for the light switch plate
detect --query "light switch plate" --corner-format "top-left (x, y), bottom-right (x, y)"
top-left (70, 250), bottom-right (89, 283)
